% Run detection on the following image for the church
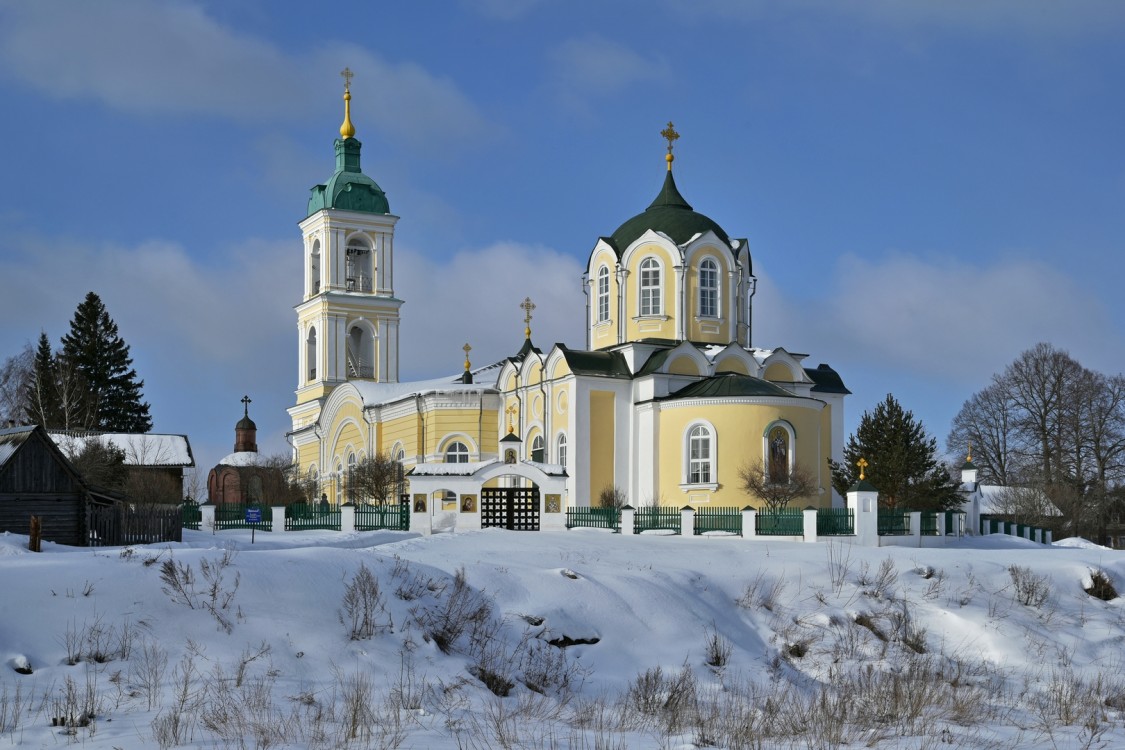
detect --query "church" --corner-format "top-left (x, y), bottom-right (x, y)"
top-left (287, 74), bottom-right (849, 531)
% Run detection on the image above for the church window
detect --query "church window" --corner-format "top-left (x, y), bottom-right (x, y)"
top-left (699, 258), bottom-right (719, 317)
top-left (445, 441), bottom-right (470, 463)
top-left (310, 239), bottom-right (321, 295)
top-left (687, 424), bottom-right (714, 484)
top-left (556, 433), bottom-right (567, 467)
top-left (639, 257), bottom-right (662, 316)
top-left (596, 266), bottom-right (610, 322)
top-left (345, 239), bottom-right (373, 292)
top-left (347, 324), bottom-right (375, 379)
top-left (306, 327), bottom-right (317, 381)
top-left (531, 435), bottom-right (544, 463)
top-left (347, 452), bottom-right (358, 502)
top-left (766, 424), bottom-right (793, 483)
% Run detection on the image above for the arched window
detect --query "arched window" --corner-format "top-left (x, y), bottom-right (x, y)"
top-left (306, 327), bottom-right (317, 381)
top-left (531, 435), bottom-right (545, 463)
top-left (639, 257), bottom-right (662, 316)
top-left (310, 239), bottom-right (321, 295)
top-left (556, 433), bottom-right (567, 468)
top-left (444, 441), bottom-right (470, 463)
top-left (687, 424), bottom-right (714, 485)
top-left (345, 239), bottom-right (373, 292)
top-left (347, 452), bottom-right (358, 502)
top-left (699, 258), bottom-right (719, 318)
top-left (347, 324), bottom-right (374, 379)
top-left (767, 424), bottom-right (792, 483)
top-left (596, 265), bottom-right (610, 322)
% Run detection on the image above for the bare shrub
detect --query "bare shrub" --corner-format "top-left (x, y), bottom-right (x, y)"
top-left (340, 563), bottom-right (390, 640)
top-left (159, 551), bottom-right (240, 633)
top-left (626, 664), bottom-right (699, 734)
top-left (703, 626), bottom-right (732, 668)
top-left (863, 557), bottom-right (899, 599)
top-left (737, 571), bottom-right (786, 611)
top-left (1085, 569), bottom-right (1118, 601)
top-left (826, 542), bottom-right (852, 595)
top-left (391, 556), bottom-right (444, 601)
top-left (1009, 564), bottom-right (1051, 607)
top-left (0, 683), bottom-right (26, 734)
top-left (888, 602), bottom-right (927, 654)
top-left (131, 640), bottom-right (168, 710)
top-left (413, 567), bottom-right (493, 654)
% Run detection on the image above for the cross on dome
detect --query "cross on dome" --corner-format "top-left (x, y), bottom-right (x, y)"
top-left (660, 121), bottom-right (680, 171)
top-left (520, 296), bottom-right (536, 339)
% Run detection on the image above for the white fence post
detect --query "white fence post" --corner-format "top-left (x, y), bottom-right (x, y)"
top-left (803, 507), bottom-right (818, 543)
top-left (271, 506), bottom-right (286, 534)
top-left (621, 506), bottom-right (635, 536)
top-left (847, 483), bottom-right (879, 547)
top-left (681, 506), bottom-right (695, 538)
top-left (908, 511), bottom-right (921, 542)
top-left (742, 507), bottom-right (756, 539)
top-left (200, 504), bottom-right (216, 533)
top-left (340, 504), bottom-right (356, 533)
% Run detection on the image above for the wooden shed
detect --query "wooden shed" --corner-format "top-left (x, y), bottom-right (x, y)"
top-left (0, 425), bottom-right (117, 546)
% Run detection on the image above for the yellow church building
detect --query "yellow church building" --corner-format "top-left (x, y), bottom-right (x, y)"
top-left (287, 77), bottom-right (848, 532)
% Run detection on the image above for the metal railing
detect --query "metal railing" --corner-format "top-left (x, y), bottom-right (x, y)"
top-left (694, 506), bottom-right (742, 535)
top-left (755, 508), bottom-right (804, 536)
top-left (816, 507), bottom-right (854, 536)
top-left (634, 507), bottom-right (682, 534)
top-left (566, 507), bottom-right (620, 531)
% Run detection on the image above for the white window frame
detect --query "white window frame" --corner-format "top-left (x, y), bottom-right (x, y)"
top-left (596, 265), bottom-right (610, 323)
top-left (556, 433), bottom-right (567, 468)
top-left (444, 441), bottom-right (470, 463)
top-left (682, 421), bottom-right (718, 490)
top-left (699, 257), bottom-right (719, 318)
top-left (639, 257), bottom-right (663, 316)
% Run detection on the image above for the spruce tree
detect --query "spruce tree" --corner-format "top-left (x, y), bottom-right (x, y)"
top-left (829, 393), bottom-right (960, 510)
top-left (24, 332), bottom-right (60, 427)
top-left (59, 292), bottom-right (152, 432)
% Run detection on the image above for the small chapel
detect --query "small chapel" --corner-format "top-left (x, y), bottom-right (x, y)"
top-left (287, 72), bottom-right (849, 531)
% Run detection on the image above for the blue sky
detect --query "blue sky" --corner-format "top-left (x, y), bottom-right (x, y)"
top-left (1, 0), bottom-right (1123, 487)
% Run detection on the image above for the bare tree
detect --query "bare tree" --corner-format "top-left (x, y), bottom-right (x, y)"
top-left (0, 343), bottom-right (32, 426)
top-left (947, 381), bottom-right (1025, 486)
top-left (740, 459), bottom-right (817, 513)
top-left (347, 453), bottom-right (403, 505)
top-left (598, 484), bottom-right (627, 510)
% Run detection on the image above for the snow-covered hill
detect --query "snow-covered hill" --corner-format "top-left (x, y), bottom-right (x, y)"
top-left (1, 528), bottom-right (1123, 749)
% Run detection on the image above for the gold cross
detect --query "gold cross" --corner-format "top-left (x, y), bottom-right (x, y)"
top-left (660, 121), bottom-right (679, 171)
top-left (505, 404), bottom-right (517, 434)
top-left (856, 457), bottom-right (868, 481)
top-left (520, 296), bottom-right (536, 338)
top-left (241, 394), bottom-right (252, 417)
top-left (463, 342), bottom-right (472, 371)
top-left (340, 67), bottom-right (353, 92)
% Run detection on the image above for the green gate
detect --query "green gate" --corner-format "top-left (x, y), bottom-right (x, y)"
top-left (214, 503), bottom-right (272, 531)
top-left (355, 503), bottom-right (410, 531)
top-left (285, 503), bottom-right (341, 531)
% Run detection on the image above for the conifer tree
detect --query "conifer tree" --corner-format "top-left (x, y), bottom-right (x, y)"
top-left (829, 393), bottom-right (960, 510)
top-left (24, 332), bottom-right (61, 428)
top-left (59, 292), bottom-right (152, 432)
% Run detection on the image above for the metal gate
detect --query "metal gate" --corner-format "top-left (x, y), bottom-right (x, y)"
top-left (480, 487), bottom-right (540, 531)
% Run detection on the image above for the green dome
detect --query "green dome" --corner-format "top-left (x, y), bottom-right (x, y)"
top-left (307, 137), bottom-right (390, 216)
top-left (607, 171), bottom-right (731, 256)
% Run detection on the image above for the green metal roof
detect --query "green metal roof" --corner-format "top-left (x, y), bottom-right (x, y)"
top-left (605, 171), bottom-right (731, 256)
top-left (558, 345), bottom-right (633, 378)
top-left (307, 137), bottom-right (390, 216)
top-left (663, 372), bottom-right (792, 400)
top-left (805, 363), bottom-right (851, 394)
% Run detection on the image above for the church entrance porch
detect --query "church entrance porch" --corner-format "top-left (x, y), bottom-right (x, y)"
top-left (480, 486), bottom-right (540, 531)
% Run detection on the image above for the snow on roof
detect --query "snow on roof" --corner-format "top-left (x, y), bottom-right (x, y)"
top-left (214, 451), bottom-right (269, 468)
top-left (409, 460), bottom-right (500, 476)
top-left (351, 371), bottom-right (498, 408)
top-left (49, 431), bottom-right (194, 467)
top-left (977, 484), bottom-right (1062, 516)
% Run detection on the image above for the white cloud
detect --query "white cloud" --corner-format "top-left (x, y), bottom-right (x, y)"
top-left (0, 0), bottom-right (489, 149)
top-left (674, 0), bottom-right (1125, 38)
top-left (547, 35), bottom-right (670, 116)
top-left (755, 252), bottom-right (1124, 385)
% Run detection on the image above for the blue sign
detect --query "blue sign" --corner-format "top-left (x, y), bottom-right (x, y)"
top-left (245, 508), bottom-right (262, 524)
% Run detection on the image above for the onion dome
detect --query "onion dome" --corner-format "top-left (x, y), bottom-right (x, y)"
top-left (608, 170), bottom-right (731, 256)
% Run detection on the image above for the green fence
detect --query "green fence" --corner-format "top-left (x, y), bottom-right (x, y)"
top-left (285, 503), bottom-right (341, 531)
top-left (214, 503), bottom-right (272, 531)
top-left (755, 508), bottom-right (804, 536)
top-left (693, 506), bottom-right (742, 535)
top-left (919, 511), bottom-right (939, 536)
top-left (182, 503), bottom-right (202, 531)
top-left (634, 507), bottom-right (682, 534)
top-left (566, 507), bottom-right (620, 532)
top-left (877, 509), bottom-right (911, 536)
top-left (354, 503), bottom-right (410, 531)
top-left (816, 507), bottom-right (854, 536)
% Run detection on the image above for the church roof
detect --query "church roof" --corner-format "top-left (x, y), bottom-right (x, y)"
top-left (307, 137), bottom-right (390, 216)
top-left (49, 431), bottom-right (195, 467)
top-left (558, 345), bottom-right (633, 378)
top-left (805, 364), bottom-right (851, 394)
top-left (604, 171), bottom-right (732, 256)
top-left (662, 372), bottom-right (793, 400)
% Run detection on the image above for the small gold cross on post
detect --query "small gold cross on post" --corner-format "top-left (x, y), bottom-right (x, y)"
top-left (505, 404), bottom-right (517, 434)
top-left (856, 457), bottom-right (869, 481)
top-left (520, 296), bottom-right (536, 339)
top-left (462, 343), bottom-right (472, 371)
top-left (340, 67), bottom-right (353, 92)
top-left (660, 121), bottom-right (680, 171)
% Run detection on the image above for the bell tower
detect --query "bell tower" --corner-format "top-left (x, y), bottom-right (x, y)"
top-left (292, 69), bottom-right (402, 421)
